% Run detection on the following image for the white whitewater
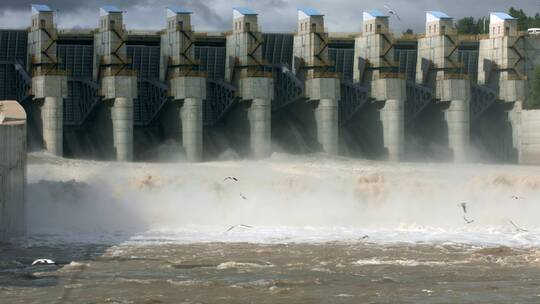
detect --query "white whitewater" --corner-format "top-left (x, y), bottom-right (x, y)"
top-left (23, 152), bottom-right (540, 248)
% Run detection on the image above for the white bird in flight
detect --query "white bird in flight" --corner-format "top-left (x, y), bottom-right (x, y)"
top-left (31, 259), bottom-right (57, 266)
top-left (459, 202), bottom-right (468, 214)
top-left (225, 224), bottom-right (253, 233)
top-left (384, 5), bottom-right (401, 21)
top-left (509, 220), bottom-right (528, 233)
top-left (459, 202), bottom-right (474, 224)
top-left (463, 216), bottom-right (474, 224)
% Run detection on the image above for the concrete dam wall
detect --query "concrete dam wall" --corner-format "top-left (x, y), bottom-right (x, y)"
top-left (0, 5), bottom-right (539, 164)
top-left (521, 109), bottom-right (540, 164)
top-left (0, 100), bottom-right (27, 241)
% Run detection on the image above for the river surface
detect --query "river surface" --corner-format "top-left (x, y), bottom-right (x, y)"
top-left (1, 153), bottom-right (540, 303)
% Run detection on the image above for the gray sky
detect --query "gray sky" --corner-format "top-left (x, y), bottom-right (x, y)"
top-left (0, 0), bottom-right (538, 33)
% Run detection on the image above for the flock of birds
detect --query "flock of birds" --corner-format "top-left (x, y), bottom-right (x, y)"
top-left (458, 195), bottom-right (529, 233)
top-left (223, 176), bottom-right (251, 233)
top-left (25, 176), bottom-right (533, 268)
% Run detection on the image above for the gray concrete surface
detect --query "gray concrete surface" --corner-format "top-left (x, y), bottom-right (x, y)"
top-left (0, 100), bottom-right (27, 241)
top-left (226, 8), bottom-right (274, 159)
top-left (111, 97), bottom-right (134, 162)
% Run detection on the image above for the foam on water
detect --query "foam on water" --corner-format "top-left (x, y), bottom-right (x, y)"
top-left (122, 225), bottom-right (540, 247)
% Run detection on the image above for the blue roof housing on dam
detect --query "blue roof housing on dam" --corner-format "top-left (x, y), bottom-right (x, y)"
top-left (298, 7), bottom-right (323, 16)
top-left (233, 7), bottom-right (257, 16)
top-left (427, 11), bottom-right (451, 19)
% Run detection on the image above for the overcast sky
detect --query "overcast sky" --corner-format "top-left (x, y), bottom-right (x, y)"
top-left (0, 0), bottom-right (538, 33)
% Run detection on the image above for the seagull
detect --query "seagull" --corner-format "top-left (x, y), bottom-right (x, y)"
top-left (459, 202), bottom-right (474, 224)
top-left (225, 224), bottom-right (253, 233)
top-left (511, 195), bottom-right (525, 200)
top-left (459, 202), bottom-right (468, 214)
top-left (384, 5), bottom-right (401, 21)
top-left (281, 66), bottom-right (290, 74)
top-left (31, 259), bottom-right (57, 266)
top-left (223, 176), bottom-right (239, 182)
top-left (509, 220), bottom-right (528, 232)
top-left (360, 235), bottom-right (369, 240)
top-left (239, 193), bottom-right (248, 200)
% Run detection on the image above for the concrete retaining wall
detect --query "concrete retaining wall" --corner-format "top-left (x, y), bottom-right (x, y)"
top-left (0, 100), bottom-right (27, 241)
top-left (521, 109), bottom-right (540, 165)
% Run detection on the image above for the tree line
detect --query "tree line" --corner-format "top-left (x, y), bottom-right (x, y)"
top-left (402, 7), bottom-right (540, 36)
top-left (456, 7), bottom-right (540, 35)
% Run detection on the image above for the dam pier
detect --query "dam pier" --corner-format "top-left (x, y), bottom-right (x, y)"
top-left (0, 5), bottom-right (539, 163)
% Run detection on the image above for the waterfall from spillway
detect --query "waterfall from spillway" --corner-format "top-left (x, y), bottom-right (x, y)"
top-left (23, 152), bottom-right (540, 246)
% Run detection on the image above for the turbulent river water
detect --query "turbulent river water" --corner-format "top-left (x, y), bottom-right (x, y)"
top-left (1, 153), bottom-right (540, 303)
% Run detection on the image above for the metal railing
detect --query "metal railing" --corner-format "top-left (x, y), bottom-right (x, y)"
top-left (339, 80), bottom-right (370, 126)
top-left (63, 78), bottom-right (100, 125)
top-left (405, 81), bottom-right (433, 125)
top-left (0, 60), bottom-right (32, 102)
top-left (470, 84), bottom-right (498, 121)
top-left (203, 79), bottom-right (237, 126)
top-left (271, 63), bottom-right (305, 111)
top-left (134, 78), bottom-right (170, 126)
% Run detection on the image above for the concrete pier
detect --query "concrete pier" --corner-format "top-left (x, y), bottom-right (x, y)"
top-left (478, 13), bottom-right (527, 162)
top-left (294, 8), bottom-right (340, 155)
top-left (521, 109), bottom-right (540, 164)
top-left (354, 11), bottom-right (406, 161)
top-left (416, 11), bottom-right (471, 162)
top-left (380, 99), bottom-right (405, 161)
top-left (41, 96), bottom-right (63, 156)
top-left (169, 76), bottom-right (206, 162)
top-left (314, 98), bottom-right (339, 155)
top-left (180, 97), bottom-right (203, 162)
top-left (111, 97), bottom-right (134, 161)
top-left (161, 7), bottom-right (206, 162)
top-left (226, 8), bottom-right (273, 158)
top-left (248, 97), bottom-right (272, 158)
top-left (509, 101), bottom-right (523, 162)
top-left (443, 94), bottom-right (470, 162)
top-left (28, 5), bottom-right (67, 156)
top-left (0, 101), bottom-right (27, 241)
top-left (94, 6), bottom-right (137, 161)
top-left (373, 79), bottom-right (406, 161)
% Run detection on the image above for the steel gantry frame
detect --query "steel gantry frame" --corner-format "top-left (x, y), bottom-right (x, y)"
top-left (471, 84), bottom-right (498, 120)
top-left (203, 79), bottom-right (237, 126)
top-left (271, 63), bottom-right (305, 112)
top-left (57, 44), bottom-right (100, 125)
top-left (339, 80), bottom-right (370, 126)
top-left (262, 34), bottom-right (305, 111)
top-left (405, 81), bottom-right (433, 125)
top-left (0, 30), bottom-right (31, 102)
top-left (194, 45), bottom-right (238, 126)
top-left (127, 45), bottom-right (170, 126)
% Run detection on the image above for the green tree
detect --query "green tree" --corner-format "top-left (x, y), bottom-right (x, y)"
top-left (455, 9), bottom-right (540, 35)
top-left (456, 16), bottom-right (489, 34)
top-left (456, 17), bottom-right (478, 34)
top-left (509, 7), bottom-right (529, 30)
top-left (402, 28), bottom-right (414, 35)
top-left (527, 65), bottom-right (540, 109)
top-left (475, 17), bottom-right (489, 34)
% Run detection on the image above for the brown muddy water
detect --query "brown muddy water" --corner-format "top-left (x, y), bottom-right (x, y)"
top-left (1, 153), bottom-right (540, 303)
top-left (2, 242), bottom-right (540, 303)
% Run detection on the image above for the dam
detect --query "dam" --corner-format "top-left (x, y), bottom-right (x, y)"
top-left (1, 5), bottom-right (540, 164)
